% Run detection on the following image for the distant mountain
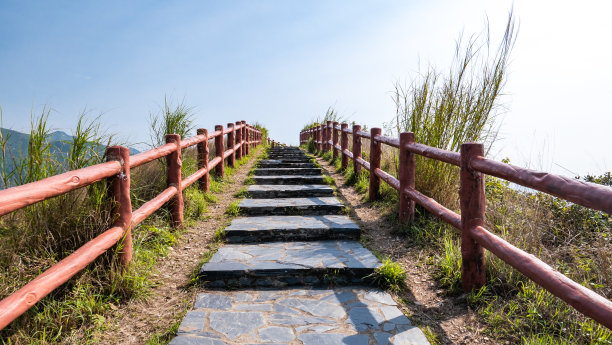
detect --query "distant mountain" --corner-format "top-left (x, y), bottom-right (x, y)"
top-left (0, 128), bottom-right (140, 188)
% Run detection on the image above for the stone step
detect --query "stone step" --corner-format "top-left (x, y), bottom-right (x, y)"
top-left (253, 175), bottom-right (326, 185)
top-left (247, 185), bottom-right (333, 198)
top-left (225, 215), bottom-right (359, 243)
top-left (266, 156), bottom-right (307, 159)
top-left (170, 287), bottom-right (430, 345)
top-left (253, 168), bottom-right (322, 176)
top-left (268, 150), bottom-right (304, 155)
top-left (198, 240), bottom-right (381, 287)
top-left (260, 157), bottom-right (312, 163)
top-left (257, 162), bottom-right (316, 168)
top-left (238, 197), bottom-right (344, 215)
top-left (268, 152), bottom-right (306, 155)
top-left (268, 148), bottom-right (301, 152)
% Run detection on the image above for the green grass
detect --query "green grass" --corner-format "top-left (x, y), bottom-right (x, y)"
top-left (233, 187), bottom-right (249, 198)
top-left (435, 232), bottom-right (462, 294)
top-left (391, 14), bottom-right (516, 209)
top-left (322, 175), bottom-right (334, 186)
top-left (365, 258), bottom-right (406, 293)
top-left (313, 129), bottom-right (611, 344)
top-left (0, 102), bottom-right (267, 343)
top-left (225, 200), bottom-right (241, 217)
top-left (145, 313), bottom-right (184, 345)
top-left (420, 326), bottom-right (439, 345)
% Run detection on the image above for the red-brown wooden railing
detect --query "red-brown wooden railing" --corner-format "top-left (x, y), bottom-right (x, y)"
top-left (300, 122), bottom-right (612, 330)
top-left (0, 122), bottom-right (263, 330)
top-left (267, 138), bottom-right (285, 148)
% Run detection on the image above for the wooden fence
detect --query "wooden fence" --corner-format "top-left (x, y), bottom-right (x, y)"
top-left (267, 138), bottom-right (285, 148)
top-left (0, 121), bottom-right (263, 330)
top-left (300, 120), bottom-right (612, 330)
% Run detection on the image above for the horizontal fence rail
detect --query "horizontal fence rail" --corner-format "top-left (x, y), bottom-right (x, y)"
top-left (300, 121), bottom-right (612, 330)
top-left (0, 121), bottom-right (264, 330)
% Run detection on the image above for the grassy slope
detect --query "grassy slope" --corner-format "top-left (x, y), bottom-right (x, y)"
top-left (0, 143), bottom-right (264, 344)
top-left (307, 142), bottom-right (611, 345)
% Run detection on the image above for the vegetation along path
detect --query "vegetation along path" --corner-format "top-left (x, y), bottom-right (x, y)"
top-left (170, 147), bottom-right (430, 344)
top-left (68, 146), bottom-right (265, 344)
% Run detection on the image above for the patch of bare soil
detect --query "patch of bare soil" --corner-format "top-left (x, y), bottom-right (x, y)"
top-left (314, 156), bottom-right (499, 345)
top-left (64, 150), bottom-right (262, 345)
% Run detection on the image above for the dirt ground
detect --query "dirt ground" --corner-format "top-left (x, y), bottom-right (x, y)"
top-left (313, 156), bottom-right (500, 345)
top-left (64, 149), bottom-right (262, 345)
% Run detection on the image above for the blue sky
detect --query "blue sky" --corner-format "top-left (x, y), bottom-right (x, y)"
top-left (1, 0), bottom-right (610, 176)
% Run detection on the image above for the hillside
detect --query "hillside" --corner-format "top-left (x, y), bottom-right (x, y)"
top-left (0, 128), bottom-right (139, 188)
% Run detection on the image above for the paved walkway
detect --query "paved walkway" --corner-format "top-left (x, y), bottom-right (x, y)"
top-left (170, 147), bottom-right (429, 345)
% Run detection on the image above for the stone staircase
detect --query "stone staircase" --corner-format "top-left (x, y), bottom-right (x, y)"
top-left (170, 147), bottom-right (429, 345)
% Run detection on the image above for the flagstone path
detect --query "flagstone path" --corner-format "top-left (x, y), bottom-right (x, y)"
top-left (170, 147), bottom-right (429, 345)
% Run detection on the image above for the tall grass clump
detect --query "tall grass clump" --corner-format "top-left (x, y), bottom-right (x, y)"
top-left (0, 110), bottom-right (120, 342)
top-left (392, 14), bottom-right (516, 209)
top-left (149, 96), bottom-right (195, 146)
top-left (300, 106), bottom-right (346, 133)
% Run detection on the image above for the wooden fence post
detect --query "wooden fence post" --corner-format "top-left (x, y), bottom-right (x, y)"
top-left (369, 128), bottom-right (382, 201)
top-left (340, 123), bottom-right (348, 170)
top-left (246, 124), bottom-right (251, 156)
top-left (251, 126), bottom-right (255, 150)
top-left (215, 125), bottom-right (225, 178)
top-left (321, 123), bottom-right (327, 153)
top-left (325, 121), bottom-right (332, 152)
top-left (106, 146), bottom-right (133, 266)
top-left (460, 142), bottom-right (486, 291)
top-left (235, 122), bottom-right (242, 160)
top-left (332, 121), bottom-right (339, 161)
top-left (352, 124), bottom-right (362, 177)
top-left (317, 125), bottom-right (322, 153)
top-left (197, 128), bottom-right (210, 193)
top-left (227, 123), bottom-right (235, 168)
top-left (241, 121), bottom-right (247, 156)
top-left (166, 134), bottom-right (183, 228)
top-left (399, 132), bottom-right (416, 223)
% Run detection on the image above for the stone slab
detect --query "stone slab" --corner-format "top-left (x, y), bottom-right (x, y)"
top-left (268, 148), bottom-right (301, 152)
top-left (247, 185), bottom-right (334, 198)
top-left (268, 152), bottom-right (307, 156)
top-left (253, 176), bottom-right (326, 185)
top-left (170, 287), bottom-right (429, 344)
top-left (225, 215), bottom-right (360, 242)
top-left (199, 241), bottom-right (381, 287)
top-left (266, 157), bottom-right (309, 161)
top-left (238, 197), bottom-right (344, 215)
top-left (253, 168), bottom-right (322, 176)
top-left (259, 158), bottom-right (312, 163)
top-left (257, 162), bottom-right (316, 169)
